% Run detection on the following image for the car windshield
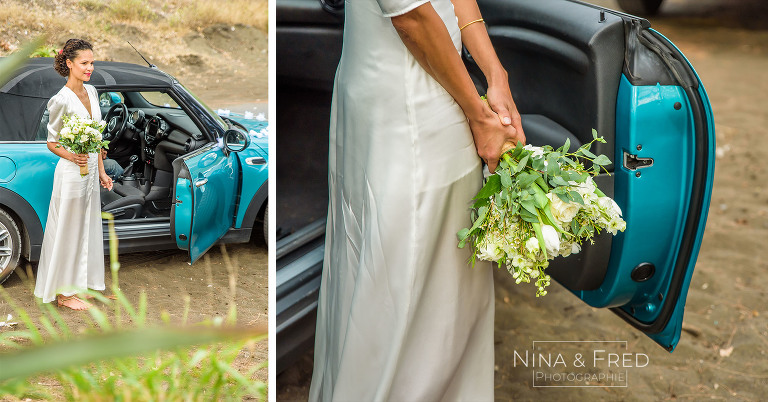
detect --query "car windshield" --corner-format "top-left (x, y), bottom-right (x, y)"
top-left (176, 83), bottom-right (228, 131)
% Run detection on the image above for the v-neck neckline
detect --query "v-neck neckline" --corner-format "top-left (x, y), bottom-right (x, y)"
top-left (64, 85), bottom-right (94, 120)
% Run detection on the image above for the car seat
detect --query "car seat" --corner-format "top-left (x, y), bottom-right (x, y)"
top-left (100, 182), bottom-right (146, 219)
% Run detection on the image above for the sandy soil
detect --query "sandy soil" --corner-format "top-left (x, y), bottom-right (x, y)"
top-left (277, 0), bottom-right (768, 400)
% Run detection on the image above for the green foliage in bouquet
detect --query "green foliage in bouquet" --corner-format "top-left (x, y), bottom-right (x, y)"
top-left (55, 114), bottom-right (109, 155)
top-left (458, 130), bottom-right (626, 296)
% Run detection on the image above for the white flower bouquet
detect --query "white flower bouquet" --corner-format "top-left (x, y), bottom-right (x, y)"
top-left (56, 114), bottom-right (109, 176)
top-left (457, 130), bottom-right (626, 296)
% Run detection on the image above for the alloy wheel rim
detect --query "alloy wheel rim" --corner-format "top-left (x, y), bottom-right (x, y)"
top-left (0, 222), bottom-right (11, 270)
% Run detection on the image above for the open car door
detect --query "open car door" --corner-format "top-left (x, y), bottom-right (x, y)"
top-left (171, 143), bottom-right (241, 263)
top-left (472, 0), bottom-right (715, 351)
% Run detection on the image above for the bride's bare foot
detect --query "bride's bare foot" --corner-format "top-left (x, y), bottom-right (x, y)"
top-left (57, 295), bottom-right (91, 310)
top-left (78, 293), bottom-right (117, 301)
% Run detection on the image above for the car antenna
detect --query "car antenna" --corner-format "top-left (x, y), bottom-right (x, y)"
top-left (127, 41), bottom-right (156, 68)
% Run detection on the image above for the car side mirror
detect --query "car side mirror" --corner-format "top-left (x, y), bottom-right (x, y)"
top-left (224, 129), bottom-right (249, 153)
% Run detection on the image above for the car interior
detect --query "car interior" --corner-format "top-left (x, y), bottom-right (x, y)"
top-left (37, 90), bottom-right (209, 220)
top-left (277, 0), bottom-right (625, 289)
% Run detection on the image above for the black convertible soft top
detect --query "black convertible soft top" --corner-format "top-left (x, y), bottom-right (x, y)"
top-left (0, 57), bottom-right (174, 141)
top-left (1, 57), bottom-right (173, 98)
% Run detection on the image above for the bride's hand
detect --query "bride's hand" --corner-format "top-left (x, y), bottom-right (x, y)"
top-left (100, 172), bottom-right (113, 191)
top-left (70, 153), bottom-right (89, 167)
top-left (485, 84), bottom-right (526, 147)
top-left (468, 105), bottom-right (522, 173)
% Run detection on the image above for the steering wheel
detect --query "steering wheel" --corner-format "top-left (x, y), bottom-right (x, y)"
top-left (102, 103), bottom-right (128, 144)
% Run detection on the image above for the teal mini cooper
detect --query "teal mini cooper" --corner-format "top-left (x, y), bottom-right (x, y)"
top-left (0, 57), bottom-right (268, 284)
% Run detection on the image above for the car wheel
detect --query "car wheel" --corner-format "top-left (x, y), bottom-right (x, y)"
top-left (262, 202), bottom-right (269, 246)
top-left (0, 209), bottom-right (21, 285)
top-left (617, 0), bottom-right (664, 16)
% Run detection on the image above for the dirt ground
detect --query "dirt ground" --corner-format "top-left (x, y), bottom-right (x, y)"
top-left (277, 0), bottom-right (768, 400)
top-left (0, 15), bottom-right (269, 397)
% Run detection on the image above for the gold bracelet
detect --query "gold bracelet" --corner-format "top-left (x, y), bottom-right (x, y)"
top-left (460, 18), bottom-right (484, 31)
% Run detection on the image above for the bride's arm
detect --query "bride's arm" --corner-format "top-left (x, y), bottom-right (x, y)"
top-left (47, 142), bottom-right (88, 167)
top-left (390, 3), bottom-right (521, 172)
top-left (451, 0), bottom-right (526, 145)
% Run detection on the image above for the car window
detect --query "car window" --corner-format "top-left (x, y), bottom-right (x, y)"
top-left (99, 92), bottom-right (124, 108)
top-left (35, 109), bottom-right (49, 141)
top-left (139, 92), bottom-right (180, 109)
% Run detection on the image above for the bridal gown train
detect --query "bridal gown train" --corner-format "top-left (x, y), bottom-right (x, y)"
top-left (34, 84), bottom-right (105, 303)
top-left (309, 0), bottom-right (495, 400)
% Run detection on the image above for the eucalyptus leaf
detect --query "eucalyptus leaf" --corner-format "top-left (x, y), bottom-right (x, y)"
top-left (474, 175), bottom-right (501, 200)
top-left (579, 148), bottom-right (596, 159)
top-left (520, 208), bottom-right (539, 223)
top-left (516, 155), bottom-right (529, 173)
top-left (520, 198), bottom-right (537, 215)
top-left (593, 155), bottom-right (612, 166)
top-left (550, 175), bottom-right (569, 187)
top-left (516, 172), bottom-right (539, 188)
top-left (568, 190), bottom-right (585, 205)
top-left (499, 169), bottom-right (513, 188)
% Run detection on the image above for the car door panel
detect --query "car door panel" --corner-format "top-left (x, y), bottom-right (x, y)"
top-left (171, 143), bottom-right (240, 262)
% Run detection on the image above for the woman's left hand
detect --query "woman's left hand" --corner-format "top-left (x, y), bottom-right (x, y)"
top-left (100, 172), bottom-right (113, 191)
top-left (485, 84), bottom-right (526, 149)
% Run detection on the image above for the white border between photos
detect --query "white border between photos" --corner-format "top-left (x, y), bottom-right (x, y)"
top-left (267, 0), bottom-right (277, 398)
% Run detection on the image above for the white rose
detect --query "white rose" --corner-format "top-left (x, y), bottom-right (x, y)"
top-left (477, 233), bottom-right (505, 262)
top-left (525, 237), bottom-right (539, 253)
top-left (510, 253), bottom-right (527, 268)
top-left (80, 134), bottom-right (88, 143)
top-left (86, 126), bottom-right (101, 140)
top-left (547, 193), bottom-right (580, 224)
top-left (571, 176), bottom-right (596, 197)
top-left (571, 242), bottom-right (581, 255)
top-left (523, 144), bottom-right (545, 158)
top-left (60, 126), bottom-right (71, 137)
top-left (541, 225), bottom-right (561, 257)
top-left (607, 218), bottom-right (626, 235)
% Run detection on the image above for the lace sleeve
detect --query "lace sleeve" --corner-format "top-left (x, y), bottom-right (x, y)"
top-left (376, 0), bottom-right (430, 17)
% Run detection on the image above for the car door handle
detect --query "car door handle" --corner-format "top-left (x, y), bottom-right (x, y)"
top-left (246, 157), bottom-right (266, 166)
top-left (194, 178), bottom-right (208, 187)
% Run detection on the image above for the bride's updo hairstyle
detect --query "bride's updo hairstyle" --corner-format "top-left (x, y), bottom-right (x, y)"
top-left (53, 38), bottom-right (93, 77)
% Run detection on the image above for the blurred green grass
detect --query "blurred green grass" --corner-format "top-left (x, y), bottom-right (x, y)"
top-left (0, 212), bottom-right (266, 400)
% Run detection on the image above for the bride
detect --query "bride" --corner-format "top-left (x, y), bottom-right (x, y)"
top-left (309, 0), bottom-right (526, 400)
top-left (34, 38), bottom-right (113, 311)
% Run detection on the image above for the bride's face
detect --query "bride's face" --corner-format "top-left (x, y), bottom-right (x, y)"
top-left (66, 49), bottom-right (94, 82)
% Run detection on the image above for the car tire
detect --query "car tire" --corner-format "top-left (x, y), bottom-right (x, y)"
top-left (617, 0), bottom-right (664, 16)
top-left (0, 209), bottom-right (21, 285)
top-left (262, 202), bottom-right (269, 246)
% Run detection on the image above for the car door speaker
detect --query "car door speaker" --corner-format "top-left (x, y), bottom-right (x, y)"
top-left (630, 262), bottom-right (655, 282)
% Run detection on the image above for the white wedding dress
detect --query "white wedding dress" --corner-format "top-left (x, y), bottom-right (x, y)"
top-left (309, 0), bottom-right (495, 400)
top-left (34, 84), bottom-right (105, 303)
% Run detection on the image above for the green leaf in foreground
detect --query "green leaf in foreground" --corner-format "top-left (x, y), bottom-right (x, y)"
top-left (0, 327), bottom-right (266, 382)
top-left (0, 36), bottom-right (46, 88)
